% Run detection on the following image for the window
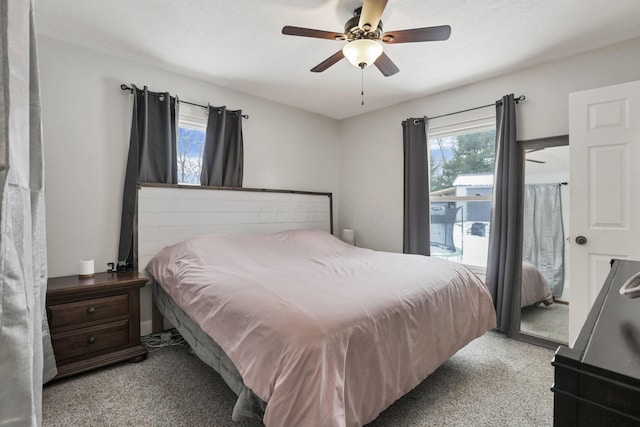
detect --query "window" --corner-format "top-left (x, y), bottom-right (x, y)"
top-left (177, 103), bottom-right (207, 184)
top-left (427, 108), bottom-right (496, 269)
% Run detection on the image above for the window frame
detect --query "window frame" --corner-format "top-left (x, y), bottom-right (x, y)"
top-left (176, 103), bottom-right (208, 185)
top-left (427, 106), bottom-right (496, 272)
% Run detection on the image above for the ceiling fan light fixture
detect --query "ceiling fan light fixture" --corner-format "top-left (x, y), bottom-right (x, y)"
top-left (342, 39), bottom-right (383, 68)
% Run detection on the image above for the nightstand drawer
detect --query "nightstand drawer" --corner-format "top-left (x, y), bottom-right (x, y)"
top-left (48, 294), bottom-right (129, 329)
top-left (51, 319), bottom-right (130, 361)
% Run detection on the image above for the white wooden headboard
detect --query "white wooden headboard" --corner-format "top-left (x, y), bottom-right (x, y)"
top-left (136, 184), bottom-right (333, 273)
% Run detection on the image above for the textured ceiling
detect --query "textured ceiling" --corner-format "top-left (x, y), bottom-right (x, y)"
top-left (35, 0), bottom-right (640, 119)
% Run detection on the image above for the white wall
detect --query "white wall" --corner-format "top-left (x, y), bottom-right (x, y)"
top-left (338, 37), bottom-right (640, 253)
top-left (39, 36), bottom-right (340, 279)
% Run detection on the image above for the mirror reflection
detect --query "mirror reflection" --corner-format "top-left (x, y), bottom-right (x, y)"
top-left (519, 144), bottom-right (569, 343)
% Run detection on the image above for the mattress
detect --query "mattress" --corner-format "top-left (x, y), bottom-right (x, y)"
top-left (146, 229), bottom-right (496, 426)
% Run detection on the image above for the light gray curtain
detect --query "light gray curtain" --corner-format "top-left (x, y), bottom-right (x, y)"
top-left (200, 106), bottom-right (243, 187)
top-left (402, 117), bottom-right (430, 256)
top-left (523, 184), bottom-right (565, 297)
top-left (118, 85), bottom-right (178, 267)
top-left (486, 94), bottom-right (523, 332)
top-left (0, 1), bottom-right (58, 424)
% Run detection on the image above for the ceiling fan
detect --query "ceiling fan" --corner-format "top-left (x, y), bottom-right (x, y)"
top-left (282, 0), bottom-right (451, 77)
top-left (526, 148), bottom-right (547, 164)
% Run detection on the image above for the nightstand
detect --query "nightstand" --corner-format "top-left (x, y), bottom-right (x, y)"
top-left (46, 271), bottom-right (148, 380)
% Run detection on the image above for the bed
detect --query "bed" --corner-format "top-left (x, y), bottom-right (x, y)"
top-left (521, 261), bottom-right (554, 307)
top-left (137, 185), bottom-right (497, 427)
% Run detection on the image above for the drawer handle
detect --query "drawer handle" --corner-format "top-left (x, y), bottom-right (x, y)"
top-left (87, 336), bottom-right (96, 344)
top-left (87, 307), bottom-right (96, 314)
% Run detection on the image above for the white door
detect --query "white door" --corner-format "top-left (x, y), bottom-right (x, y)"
top-left (569, 80), bottom-right (640, 344)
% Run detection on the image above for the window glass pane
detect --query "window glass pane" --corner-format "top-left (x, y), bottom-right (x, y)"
top-left (429, 129), bottom-right (496, 268)
top-left (177, 126), bottom-right (205, 184)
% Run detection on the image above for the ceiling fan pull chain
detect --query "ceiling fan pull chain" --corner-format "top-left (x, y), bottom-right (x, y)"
top-left (361, 66), bottom-right (365, 106)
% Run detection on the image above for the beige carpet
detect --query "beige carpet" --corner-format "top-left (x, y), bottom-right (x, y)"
top-left (520, 303), bottom-right (569, 344)
top-left (42, 331), bottom-right (555, 426)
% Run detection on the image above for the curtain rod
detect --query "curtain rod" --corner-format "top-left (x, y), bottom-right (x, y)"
top-left (120, 84), bottom-right (249, 119)
top-left (427, 95), bottom-right (526, 121)
top-left (527, 182), bottom-right (568, 186)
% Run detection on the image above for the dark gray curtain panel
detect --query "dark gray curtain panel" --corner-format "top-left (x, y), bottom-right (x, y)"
top-left (523, 184), bottom-right (565, 297)
top-left (486, 94), bottom-right (523, 332)
top-left (200, 106), bottom-right (243, 187)
top-left (118, 85), bottom-right (178, 266)
top-left (402, 117), bottom-right (430, 256)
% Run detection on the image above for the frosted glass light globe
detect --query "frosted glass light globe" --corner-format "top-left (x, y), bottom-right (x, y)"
top-left (342, 39), bottom-right (383, 68)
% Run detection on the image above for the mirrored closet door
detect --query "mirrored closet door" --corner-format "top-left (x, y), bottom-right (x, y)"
top-left (517, 136), bottom-right (569, 346)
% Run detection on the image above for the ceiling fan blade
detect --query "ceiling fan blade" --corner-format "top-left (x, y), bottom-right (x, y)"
top-left (382, 25), bottom-right (451, 44)
top-left (311, 50), bottom-right (345, 72)
top-left (374, 52), bottom-right (399, 77)
top-left (526, 159), bottom-right (546, 164)
top-left (358, 0), bottom-right (388, 32)
top-left (282, 26), bottom-right (345, 41)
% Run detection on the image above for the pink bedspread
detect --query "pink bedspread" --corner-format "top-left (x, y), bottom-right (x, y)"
top-left (521, 261), bottom-right (554, 307)
top-left (147, 229), bottom-right (496, 427)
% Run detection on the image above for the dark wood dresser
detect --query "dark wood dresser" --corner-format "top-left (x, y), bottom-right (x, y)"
top-left (46, 271), bottom-right (148, 380)
top-left (552, 259), bottom-right (640, 426)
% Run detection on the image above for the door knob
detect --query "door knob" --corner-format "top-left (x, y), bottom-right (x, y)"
top-left (575, 236), bottom-right (588, 245)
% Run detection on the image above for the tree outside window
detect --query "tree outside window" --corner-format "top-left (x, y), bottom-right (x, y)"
top-left (177, 127), bottom-right (205, 184)
top-left (430, 129), bottom-right (496, 192)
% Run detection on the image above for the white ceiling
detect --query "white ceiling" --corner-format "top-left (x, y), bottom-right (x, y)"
top-left (35, 0), bottom-right (640, 120)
